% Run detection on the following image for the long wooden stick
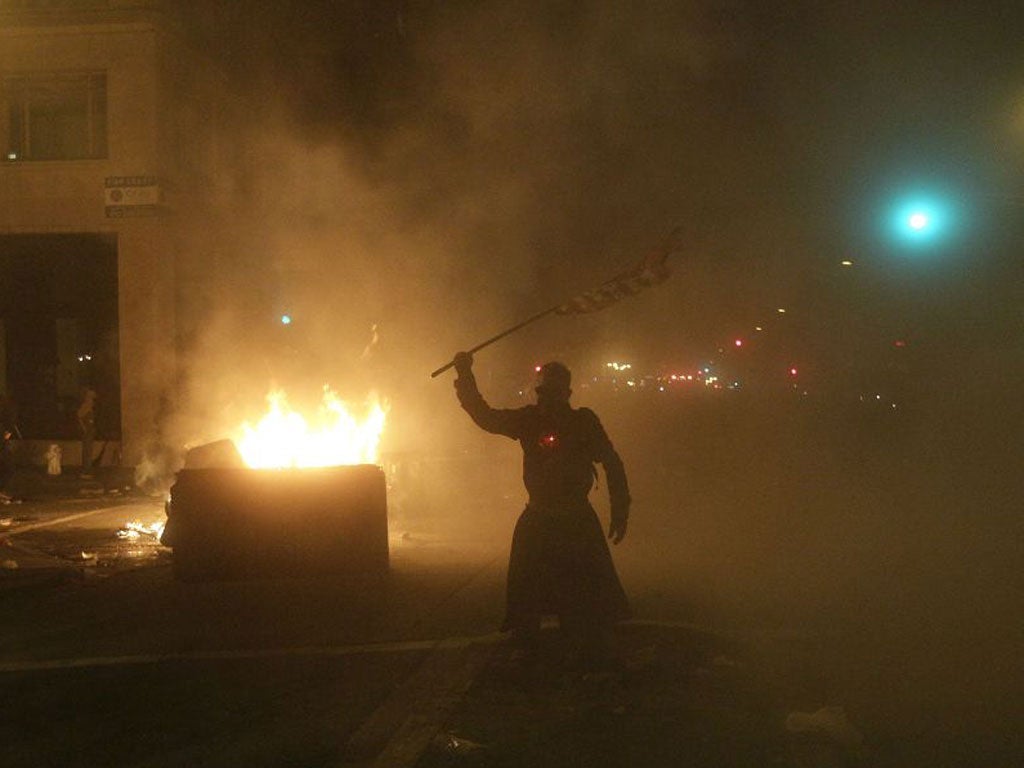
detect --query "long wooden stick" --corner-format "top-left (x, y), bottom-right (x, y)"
top-left (432, 226), bottom-right (684, 378)
top-left (430, 305), bottom-right (560, 378)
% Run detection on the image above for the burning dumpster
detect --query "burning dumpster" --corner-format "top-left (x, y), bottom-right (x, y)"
top-left (160, 390), bottom-right (390, 582)
top-left (164, 462), bottom-right (389, 582)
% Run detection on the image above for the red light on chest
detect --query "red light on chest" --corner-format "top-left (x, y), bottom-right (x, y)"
top-left (539, 433), bottom-right (559, 449)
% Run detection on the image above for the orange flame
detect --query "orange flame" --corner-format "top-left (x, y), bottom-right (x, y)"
top-left (235, 387), bottom-right (387, 469)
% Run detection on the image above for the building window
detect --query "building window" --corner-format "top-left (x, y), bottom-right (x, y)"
top-left (4, 71), bottom-right (107, 161)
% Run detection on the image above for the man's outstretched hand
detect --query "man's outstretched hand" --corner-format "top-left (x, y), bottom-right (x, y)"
top-left (453, 351), bottom-right (474, 376)
top-left (608, 514), bottom-right (628, 545)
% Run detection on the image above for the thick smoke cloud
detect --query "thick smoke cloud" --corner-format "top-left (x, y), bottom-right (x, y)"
top-left (131, 5), bottom-right (1024, 752)
top-left (154, 1), bottom-right (803, 463)
top-left (153, 0), bottom-right (1023, 528)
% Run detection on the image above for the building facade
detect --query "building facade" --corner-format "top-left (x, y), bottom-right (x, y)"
top-left (0, 0), bottom-right (256, 468)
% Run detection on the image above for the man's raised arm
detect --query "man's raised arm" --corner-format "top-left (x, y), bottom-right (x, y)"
top-left (453, 352), bottom-right (522, 438)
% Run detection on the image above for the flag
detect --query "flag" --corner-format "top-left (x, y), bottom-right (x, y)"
top-left (555, 227), bottom-right (683, 315)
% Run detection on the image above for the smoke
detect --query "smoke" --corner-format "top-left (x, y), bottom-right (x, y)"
top-left (134, 2), bottom-right (782, 482)
top-left (147, 1), bottom-right (1023, 574)
top-left (152, 1), bottom-right (1018, 564)
top-left (124, 6), bottom-right (1024, 753)
top-left (122, 9), bottom-right (1024, 764)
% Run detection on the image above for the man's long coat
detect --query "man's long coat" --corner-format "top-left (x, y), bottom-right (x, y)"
top-left (456, 371), bottom-right (631, 630)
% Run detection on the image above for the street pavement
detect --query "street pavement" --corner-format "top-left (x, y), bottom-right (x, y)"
top-left (1, 458), bottom-right (1021, 767)
top-left (0, 476), bottom-right (804, 768)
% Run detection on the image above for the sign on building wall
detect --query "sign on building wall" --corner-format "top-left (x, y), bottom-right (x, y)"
top-left (104, 176), bottom-right (162, 217)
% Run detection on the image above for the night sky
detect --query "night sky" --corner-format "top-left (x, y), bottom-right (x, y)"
top-left (177, 1), bottom-right (1023, 400)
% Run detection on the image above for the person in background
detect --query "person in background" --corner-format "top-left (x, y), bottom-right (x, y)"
top-left (77, 387), bottom-right (97, 478)
top-left (0, 394), bottom-right (18, 503)
top-left (452, 352), bottom-right (631, 672)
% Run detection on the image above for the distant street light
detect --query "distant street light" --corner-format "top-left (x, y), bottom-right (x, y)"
top-left (908, 212), bottom-right (929, 230)
top-left (886, 192), bottom-right (957, 249)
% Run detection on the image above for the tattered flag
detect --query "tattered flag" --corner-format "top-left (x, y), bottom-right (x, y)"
top-left (555, 227), bottom-right (682, 315)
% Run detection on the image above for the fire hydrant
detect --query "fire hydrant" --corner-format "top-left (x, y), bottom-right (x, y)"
top-left (46, 444), bottom-right (62, 476)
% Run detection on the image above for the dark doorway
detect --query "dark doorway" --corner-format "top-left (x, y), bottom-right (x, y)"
top-left (0, 233), bottom-right (120, 439)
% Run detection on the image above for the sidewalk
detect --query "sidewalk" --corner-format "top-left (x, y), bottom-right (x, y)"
top-left (3, 463), bottom-right (140, 503)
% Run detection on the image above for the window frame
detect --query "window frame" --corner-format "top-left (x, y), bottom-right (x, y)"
top-left (4, 70), bottom-right (108, 162)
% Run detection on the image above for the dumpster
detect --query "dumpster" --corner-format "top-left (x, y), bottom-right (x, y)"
top-left (162, 463), bottom-right (389, 582)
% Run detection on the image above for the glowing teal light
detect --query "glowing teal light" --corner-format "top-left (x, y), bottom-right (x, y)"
top-left (888, 196), bottom-right (952, 248)
top-left (908, 212), bottom-right (929, 230)
top-left (281, 314), bottom-right (292, 325)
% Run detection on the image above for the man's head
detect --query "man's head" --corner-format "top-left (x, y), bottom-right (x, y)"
top-left (535, 362), bottom-right (572, 405)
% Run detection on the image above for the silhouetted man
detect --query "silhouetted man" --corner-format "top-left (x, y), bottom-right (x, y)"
top-left (453, 352), bottom-right (630, 666)
top-left (0, 395), bottom-right (16, 503)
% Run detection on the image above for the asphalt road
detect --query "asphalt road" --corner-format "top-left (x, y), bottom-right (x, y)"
top-left (0, 494), bottom-right (798, 768)
top-left (1, 449), bottom-right (1021, 768)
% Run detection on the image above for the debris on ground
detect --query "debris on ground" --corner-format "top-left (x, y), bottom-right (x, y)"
top-left (115, 520), bottom-right (166, 540)
top-left (429, 732), bottom-right (489, 763)
top-left (417, 623), bottom-right (790, 768)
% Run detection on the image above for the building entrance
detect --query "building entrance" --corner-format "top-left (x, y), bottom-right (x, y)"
top-left (0, 233), bottom-right (120, 440)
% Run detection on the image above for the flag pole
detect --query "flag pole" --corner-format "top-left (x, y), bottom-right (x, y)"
top-left (430, 304), bottom-right (561, 378)
top-left (431, 226), bottom-right (684, 378)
